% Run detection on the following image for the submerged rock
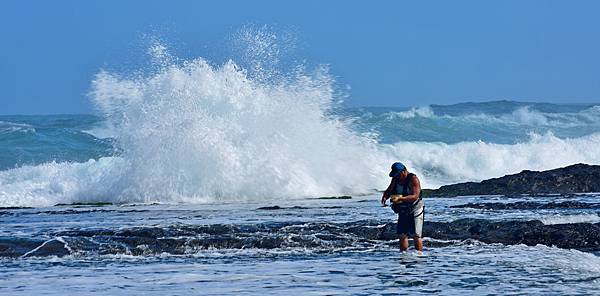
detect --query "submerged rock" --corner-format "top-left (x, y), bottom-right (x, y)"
top-left (3, 218), bottom-right (599, 257)
top-left (257, 206), bottom-right (283, 210)
top-left (256, 206), bottom-right (310, 210)
top-left (0, 207), bottom-right (32, 210)
top-left (317, 196), bottom-right (352, 199)
top-left (424, 163), bottom-right (600, 197)
top-left (450, 201), bottom-right (600, 210)
top-left (424, 219), bottom-right (600, 252)
top-left (54, 202), bottom-right (113, 207)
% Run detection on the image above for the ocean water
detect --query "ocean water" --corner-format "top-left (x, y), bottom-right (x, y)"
top-left (2, 196), bottom-right (600, 295)
top-left (2, 34), bottom-right (600, 294)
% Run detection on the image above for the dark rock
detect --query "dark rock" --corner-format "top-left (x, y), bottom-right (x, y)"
top-left (0, 207), bottom-right (32, 210)
top-left (318, 196), bottom-right (352, 199)
top-left (424, 163), bottom-right (600, 197)
top-left (422, 219), bottom-right (600, 252)
top-left (256, 206), bottom-right (310, 210)
top-left (2, 209), bottom-right (147, 217)
top-left (257, 206), bottom-right (283, 210)
top-left (54, 202), bottom-right (113, 207)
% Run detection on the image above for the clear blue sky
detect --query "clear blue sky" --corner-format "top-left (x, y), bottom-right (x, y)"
top-left (1, 0), bottom-right (600, 114)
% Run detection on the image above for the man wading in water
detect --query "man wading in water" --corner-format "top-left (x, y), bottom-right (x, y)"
top-left (381, 162), bottom-right (424, 252)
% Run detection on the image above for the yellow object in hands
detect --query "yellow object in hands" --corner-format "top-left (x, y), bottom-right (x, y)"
top-left (390, 194), bottom-right (404, 203)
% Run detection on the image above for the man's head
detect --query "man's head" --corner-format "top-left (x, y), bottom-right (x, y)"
top-left (389, 162), bottom-right (408, 179)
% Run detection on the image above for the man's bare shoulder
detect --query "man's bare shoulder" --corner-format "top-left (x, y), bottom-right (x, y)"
top-left (410, 174), bottom-right (421, 186)
top-left (410, 173), bottom-right (420, 181)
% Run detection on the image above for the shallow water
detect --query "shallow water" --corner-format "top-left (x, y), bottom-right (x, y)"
top-left (3, 245), bottom-right (599, 295)
top-left (2, 194), bottom-right (599, 295)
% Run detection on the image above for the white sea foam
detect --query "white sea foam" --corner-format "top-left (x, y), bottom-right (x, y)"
top-left (0, 158), bottom-right (127, 206)
top-left (385, 131), bottom-right (600, 188)
top-left (539, 213), bottom-right (600, 225)
top-left (500, 106), bottom-right (553, 126)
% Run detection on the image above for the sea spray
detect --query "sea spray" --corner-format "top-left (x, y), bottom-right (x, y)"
top-left (0, 34), bottom-right (389, 207)
top-left (90, 51), bottom-right (388, 204)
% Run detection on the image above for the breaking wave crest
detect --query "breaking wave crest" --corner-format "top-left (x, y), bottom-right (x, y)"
top-left (87, 51), bottom-right (388, 203)
top-left (0, 35), bottom-right (389, 207)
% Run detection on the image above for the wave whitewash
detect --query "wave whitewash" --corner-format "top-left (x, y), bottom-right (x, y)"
top-left (2, 101), bottom-right (600, 206)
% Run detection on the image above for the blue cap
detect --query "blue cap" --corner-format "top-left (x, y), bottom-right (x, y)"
top-left (389, 162), bottom-right (406, 177)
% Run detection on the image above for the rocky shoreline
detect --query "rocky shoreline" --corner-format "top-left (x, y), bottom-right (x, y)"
top-left (423, 219), bottom-right (600, 251)
top-left (2, 218), bottom-right (599, 257)
top-left (423, 163), bottom-right (600, 197)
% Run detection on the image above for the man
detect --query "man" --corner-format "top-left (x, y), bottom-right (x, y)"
top-left (381, 162), bottom-right (424, 252)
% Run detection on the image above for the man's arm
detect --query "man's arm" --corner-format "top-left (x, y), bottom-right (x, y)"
top-left (390, 176), bottom-right (421, 203)
top-left (381, 178), bottom-right (396, 206)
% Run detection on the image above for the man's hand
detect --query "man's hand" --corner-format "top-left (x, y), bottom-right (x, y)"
top-left (381, 195), bottom-right (389, 207)
top-left (389, 194), bottom-right (405, 204)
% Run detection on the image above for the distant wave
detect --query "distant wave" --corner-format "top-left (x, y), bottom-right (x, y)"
top-left (0, 115), bottom-right (113, 171)
top-left (374, 103), bottom-right (600, 129)
top-left (349, 103), bottom-right (600, 144)
top-left (0, 121), bottom-right (36, 134)
top-left (476, 105), bottom-right (600, 127)
top-left (386, 106), bottom-right (435, 119)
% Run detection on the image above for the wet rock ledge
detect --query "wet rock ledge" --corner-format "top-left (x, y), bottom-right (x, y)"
top-left (423, 163), bottom-right (600, 197)
top-left (423, 219), bottom-right (600, 252)
top-left (2, 219), bottom-right (599, 257)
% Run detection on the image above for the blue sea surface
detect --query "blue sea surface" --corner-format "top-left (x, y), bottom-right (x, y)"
top-left (1, 195), bottom-right (600, 295)
top-left (0, 115), bottom-right (114, 170)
